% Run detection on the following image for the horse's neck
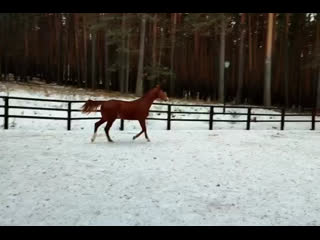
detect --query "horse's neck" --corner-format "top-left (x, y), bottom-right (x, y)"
top-left (138, 92), bottom-right (157, 110)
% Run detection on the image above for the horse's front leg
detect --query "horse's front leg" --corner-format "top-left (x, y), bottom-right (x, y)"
top-left (133, 119), bottom-right (150, 142)
top-left (133, 130), bottom-right (144, 140)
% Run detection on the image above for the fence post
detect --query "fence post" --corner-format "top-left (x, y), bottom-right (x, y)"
top-left (67, 102), bottom-right (72, 131)
top-left (246, 107), bottom-right (251, 130)
top-left (281, 108), bottom-right (285, 130)
top-left (167, 104), bottom-right (171, 130)
top-left (120, 119), bottom-right (124, 131)
top-left (209, 106), bottom-right (214, 130)
top-left (4, 96), bottom-right (9, 130)
top-left (311, 108), bottom-right (316, 131)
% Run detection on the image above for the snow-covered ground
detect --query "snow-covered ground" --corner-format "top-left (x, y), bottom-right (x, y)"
top-left (1, 81), bottom-right (320, 226)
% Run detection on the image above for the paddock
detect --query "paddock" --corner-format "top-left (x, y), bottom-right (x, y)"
top-left (1, 129), bottom-right (320, 225)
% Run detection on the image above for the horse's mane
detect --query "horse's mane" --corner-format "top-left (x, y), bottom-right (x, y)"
top-left (141, 86), bottom-right (159, 100)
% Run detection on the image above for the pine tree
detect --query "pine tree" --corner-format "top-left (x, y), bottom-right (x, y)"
top-left (264, 13), bottom-right (274, 106)
top-left (135, 13), bottom-right (147, 96)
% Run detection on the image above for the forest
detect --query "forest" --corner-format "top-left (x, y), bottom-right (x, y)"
top-left (1, 13), bottom-right (320, 110)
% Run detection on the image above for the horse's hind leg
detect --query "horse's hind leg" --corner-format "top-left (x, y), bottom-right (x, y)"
top-left (91, 118), bottom-right (107, 142)
top-left (104, 118), bottom-right (116, 142)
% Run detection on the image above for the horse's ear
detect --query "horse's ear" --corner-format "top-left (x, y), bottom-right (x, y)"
top-left (157, 79), bottom-right (166, 89)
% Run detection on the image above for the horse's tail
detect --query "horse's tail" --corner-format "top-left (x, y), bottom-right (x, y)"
top-left (81, 100), bottom-right (104, 114)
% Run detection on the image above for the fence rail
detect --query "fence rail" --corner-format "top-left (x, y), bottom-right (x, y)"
top-left (0, 96), bottom-right (319, 131)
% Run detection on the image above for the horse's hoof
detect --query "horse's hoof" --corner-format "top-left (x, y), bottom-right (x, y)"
top-left (147, 139), bottom-right (151, 142)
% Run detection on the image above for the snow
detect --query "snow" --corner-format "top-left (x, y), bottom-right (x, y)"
top-left (1, 82), bottom-right (320, 226)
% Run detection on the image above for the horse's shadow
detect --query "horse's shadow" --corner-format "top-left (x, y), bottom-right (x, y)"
top-left (88, 140), bottom-right (154, 146)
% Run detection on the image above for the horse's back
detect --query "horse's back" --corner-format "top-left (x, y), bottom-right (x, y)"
top-left (100, 99), bottom-right (140, 120)
top-left (100, 100), bottom-right (120, 115)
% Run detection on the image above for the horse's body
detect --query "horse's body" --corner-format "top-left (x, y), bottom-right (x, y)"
top-left (82, 85), bottom-right (168, 142)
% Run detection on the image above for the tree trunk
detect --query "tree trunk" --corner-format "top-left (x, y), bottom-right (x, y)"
top-left (23, 16), bottom-right (29, 81)
top-left (63, 14), bottom-right (70, 84)
top-left (74, 14), bottom-right (81, 87)
top-left (61, 16), bottom-right (66, 84)
top-left (55, 14), bottom-right (61, 84)
top-left (169, 13), bottom-right (177, 96)
top-left (158, 26), bottom-right (164, 75)
top-left (264, 13), bottom-right (274, 106)
top-left (135, 14), bottom-right (147, 96)
top-left (247, 14), bottom-right (253, 103)
top-left (83, 16), bottom-right (88, 88)
top-left (0, 47), bottom-right (2, 80)
top-left (151, 13), bottom-right (158, 87)
top-left (104, 30), bottom-right (110, 90)
top-left (119, 13), bottom-right (126, 93)
top-left (284, 13), bottom-right (290, 108)
top-left (125, 31), bottom-right (130, 93)
top-left (316, 69), bottom-right (320, 111)
top-left (236, 13), bottom-right (246, 104)
top-left (91, 31), bottom-right (97, 89)
top-left (218, 15), bottom-right (226, 103)
top-left (248, 14), bottom-right (253, 72)
top-left (0, 16), bottom-right (3, 81)
top-left (314, 15), bottom-right (320, 110)
top-left (45, 16), bottom-right (51, 83)
top-left (0, 22), bottom-right (2, 80)
top-left (98, 32), bottom-right (103, 87)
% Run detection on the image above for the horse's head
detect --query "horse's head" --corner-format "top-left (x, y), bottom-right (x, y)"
top-left (155, 85), bottom-right (169, 101)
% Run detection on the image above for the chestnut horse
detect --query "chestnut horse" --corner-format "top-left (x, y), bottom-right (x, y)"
top-left (81, 85), bottom-right (169, 142)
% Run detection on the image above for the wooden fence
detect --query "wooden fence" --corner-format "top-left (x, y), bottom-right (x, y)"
top-left (0, 96), bottom-right (319, 131)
